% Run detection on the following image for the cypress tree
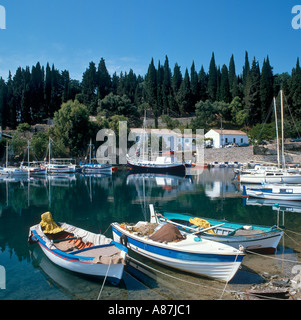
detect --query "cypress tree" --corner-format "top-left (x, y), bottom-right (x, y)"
top-left (291, 58), bottom-right (301, 116)
top-left (207, 52), bottom-right (217, 102)
top-left (190, 61), bottom-right (199, 107)
top-left (228, 54), bottom-right (238, 99)
top-left (162, 55), bottom-right (172, 114)
top-left (157, 60), bottom-right (164, 115)
top-left (177, 68), bottom-right (191, 115)
top-left (145, 58), bottom-right (158, 117)
top-left (198, 65), bottom-right (208, 102)
top-left (260, 56), bottom-right (274, 122)
top-left (97, 58), bottom-right (111, 100)
top-left (220, 64), bottom-right (231, 103)
top-left (171, 63), bottom-right (182, 114)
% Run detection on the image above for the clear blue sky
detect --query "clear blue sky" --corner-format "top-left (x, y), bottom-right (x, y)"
top-left (0, 0), bottom-right (301, 80)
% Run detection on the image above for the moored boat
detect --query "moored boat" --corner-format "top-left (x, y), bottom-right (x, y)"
top-left (29, 212), bottom-right (127, 284)
top-left (243, 184), bottom-right (301, 201)
top-left (111, 219), bottom-right (244, 282)
top-left (158, 208), bottom-right (283, 253)
top-left (127, 156), bottom-right (186, 174)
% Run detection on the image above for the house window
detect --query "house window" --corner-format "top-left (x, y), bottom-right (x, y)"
top-left (233, 138), bottom-right (236, 143)
top-left (225, 138), bottom-right (228, 143)
top-left (241, 138), bottom-right (243, 143)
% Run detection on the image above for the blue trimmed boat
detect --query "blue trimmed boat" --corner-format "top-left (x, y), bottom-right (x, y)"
top-left (29, 212), bottom-right (127, 284)
top-left (159, 209), bottom-right (283, 254)
top-left (111, 221), bottom-right (244, 282)
top-left (243, 184), bottom-right (301, 201)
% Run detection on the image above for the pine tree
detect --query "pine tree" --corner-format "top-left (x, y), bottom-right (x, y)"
top-left (207, 52), bottom-right (217, 102)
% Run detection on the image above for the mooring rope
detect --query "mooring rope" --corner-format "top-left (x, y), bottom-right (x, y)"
top-left (97, 256), bottom-right (112, 300)
top-left (127, 253), bottom-right (297, 301)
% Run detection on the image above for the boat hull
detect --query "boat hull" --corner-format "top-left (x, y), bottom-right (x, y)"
top-left (240, 173), bottom-right (301, 184)
top-left (38, 241), bottom-right (124, 283)
top-left (162, 212), bottom-right (283, 253)
top-left (127, 160), bottom-right (186, 174)
top-left (29, 225), bottom-right (126, 284)
top-left (81, 164), bottom-right (112, 174)
top-left (112, 223), bottom-right (244, 282)
top-left (246, 189), bottom-right (301, 201)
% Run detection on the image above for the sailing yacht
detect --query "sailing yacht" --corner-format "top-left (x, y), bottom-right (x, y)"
top-left (0, 141), bottom-right (28, 176)
top-left (80, 139), bottom-right (112, 174)
top-left (126, 112), bottom-right (186, 174)
top-left (20, 141), bottom-right (46, 176)
top-left (239, 91), bottom-right (301, 184)
top-left (44, 138), bottom-right (76, 174)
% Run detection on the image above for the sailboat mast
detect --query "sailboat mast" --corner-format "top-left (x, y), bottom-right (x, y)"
top-left (89, 138), bottom-right (92, 164)
top-left (48, 137), bottom-right (51, 164)
top-left (274, 97), bottom-right (280, 167)
top-left (142, 110), bottom-right (146, 161)
top-left (280, 90), bottom-right (286, 170)
top-left (5, 141), bottom-right (8, 168)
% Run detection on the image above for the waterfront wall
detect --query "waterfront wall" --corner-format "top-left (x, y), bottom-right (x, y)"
top-left (203, 145), bottom-right (301, 164)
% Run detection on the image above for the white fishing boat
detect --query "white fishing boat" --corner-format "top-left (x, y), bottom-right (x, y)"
top-left (28, 212), bottom-right (127, 284)
top-left (243, 184), bottom-right (301, 201)
top-left (111, 211), bottom-right (244, 282)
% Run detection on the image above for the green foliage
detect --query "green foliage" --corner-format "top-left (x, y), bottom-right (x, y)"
top-left (248, 122), bottom-right (276, 144)
top-left (31, 131), bottom-right (49, 160)
top-left (52, 100), bottom-right (93, 156)
top-left (17, 123), bottom-right (31, 132)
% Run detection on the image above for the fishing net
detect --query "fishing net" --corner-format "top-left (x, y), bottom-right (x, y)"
top-left (149, 223), bottom-right (185, 243)
top-left (189, 217), bottom-right (215, 235)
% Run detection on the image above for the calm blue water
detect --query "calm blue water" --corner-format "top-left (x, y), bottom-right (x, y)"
top-left (0, 168), bottom-right (301, 300)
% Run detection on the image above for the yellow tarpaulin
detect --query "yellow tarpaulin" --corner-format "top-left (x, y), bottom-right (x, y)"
top-left (189, 217), bottom-right (215, 235)
top-left (40, 212), bottom-right (64, 234)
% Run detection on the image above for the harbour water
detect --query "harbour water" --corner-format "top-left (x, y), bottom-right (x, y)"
top-left (0, 168), bottom-right (301, 300)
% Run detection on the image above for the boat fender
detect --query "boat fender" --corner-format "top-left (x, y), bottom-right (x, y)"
top-left (120, 234), bottom-right (128, 247)
top-left (194, 237), bottom-right (202, 242)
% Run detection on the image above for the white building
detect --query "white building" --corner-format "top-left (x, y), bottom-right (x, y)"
top-left (130, 128), bottom-right (203, 152)
top-left (205, 129), bottom-right (248, 148)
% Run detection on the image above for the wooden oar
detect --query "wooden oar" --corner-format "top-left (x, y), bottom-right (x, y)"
top-left (157, 213), bottom-right (225, 235)
top-left (192, 223), bottom-right (225, 235)
top-left (53, 236), bottom-right (78, 243)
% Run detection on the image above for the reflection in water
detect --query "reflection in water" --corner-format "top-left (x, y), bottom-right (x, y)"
top-left (0, 169), bottom-right (301, 300)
